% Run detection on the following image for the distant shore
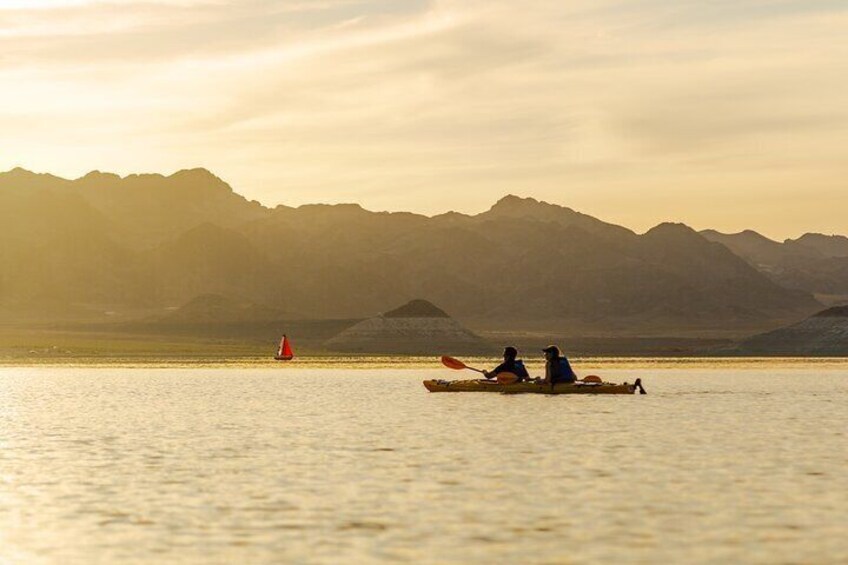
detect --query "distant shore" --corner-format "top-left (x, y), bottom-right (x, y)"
top-left (3, 354), bottom-right (847, 370)
top-left (3, 325), bottom-right (848, 367)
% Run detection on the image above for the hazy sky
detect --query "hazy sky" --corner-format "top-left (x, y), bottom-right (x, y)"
top-left (1, 0), bottom-right (846, 238)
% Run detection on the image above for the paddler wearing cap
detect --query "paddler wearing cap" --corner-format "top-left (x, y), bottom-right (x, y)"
top-left (542, 345), bottom-right (577, 384)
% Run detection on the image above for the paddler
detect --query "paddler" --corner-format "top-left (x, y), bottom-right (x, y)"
top-left (542, 345), bottom-right (577, 384)
top-left (483, 346), bottom-right (529, 382)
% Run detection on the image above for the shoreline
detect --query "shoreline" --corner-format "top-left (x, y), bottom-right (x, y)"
top-left (3, 356), bottom-right (848, 370)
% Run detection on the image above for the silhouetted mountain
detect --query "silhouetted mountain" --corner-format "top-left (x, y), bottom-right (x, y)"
top-left (0, 168), bottom-right (823, 334)
top-left (477, 195), bottom-right (634, 239)
top-left (325, 299), bottom-right (489, 354)
top-left (702, 230), bottom-right (848, 299)
top-left (383, 299), bottom-right (450, 318)
top-left (0, 167), bottom-right (266, 248)
top-left (788, 233), bottom-right (848, 258)
top-left (700, 230), bottom-right (788, 266)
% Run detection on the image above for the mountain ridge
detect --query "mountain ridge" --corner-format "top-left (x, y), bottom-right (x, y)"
top-left (701, 229), bottom-right (848, 299)
top-left (4, 168), bottom-right (846, 241)
top-left (0, 167), bottom-right (828, 334)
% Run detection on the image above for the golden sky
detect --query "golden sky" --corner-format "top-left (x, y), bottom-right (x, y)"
top-left (1, 0), bottom-right (846, 238)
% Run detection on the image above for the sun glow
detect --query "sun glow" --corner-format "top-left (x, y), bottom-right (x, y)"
top-left (1, 0), bottom-right (846, 238)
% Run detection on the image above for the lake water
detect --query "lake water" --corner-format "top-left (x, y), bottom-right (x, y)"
top-left (1, 363), bottom-right (846, 564)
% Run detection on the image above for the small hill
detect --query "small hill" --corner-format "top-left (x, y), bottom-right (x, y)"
top-left (736, 306), bottom-right (848, 355)
top-left (324, 300), bottom-right (490, 354)
top-left (383, 299), bottom-right (449, 318)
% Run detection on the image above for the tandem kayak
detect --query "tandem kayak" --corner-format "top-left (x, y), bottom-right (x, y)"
top-left (423, 378), bottom-right (646, 395)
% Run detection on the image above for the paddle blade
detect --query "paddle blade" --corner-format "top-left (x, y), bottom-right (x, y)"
top-left (441, 356), bottom-right (468, 370)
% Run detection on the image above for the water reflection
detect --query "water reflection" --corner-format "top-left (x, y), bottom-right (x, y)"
top-left (1, 366), bottom-right (846, 563)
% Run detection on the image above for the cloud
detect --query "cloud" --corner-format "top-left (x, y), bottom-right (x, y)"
top-left (0, 0), bottom-right (846, 237)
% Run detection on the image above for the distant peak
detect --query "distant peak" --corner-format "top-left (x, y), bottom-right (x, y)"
top-left (481, 194), bottom-right (634, 237)
top-left (794, 232), bottom-right (848, 243)
top-left (734, 229), bottom-right (771, 240)
top-left (162, 168), bottom-right (236, 196)
top-left (799, 232), bottom-right (829, 239)
top-left (645, 222), bottom-right (698, 236)
top-left (169, 168), bottom-right (224, 183)
top-left (433, 211), bottom-right (471, 221)
top-left (299, 202), bottom-right (363, 210)
top-left (79, 170), bottom-right (121, 183)
top-left (485, 194), bottom-right (580, 218)
top-left (383, 299), bottom-right (450, 319)
top-left (4, 167), bottom-right (47, 178)
top-left (295, 203), bottom-right (367, 216)
top-left (495, 194), bottom-right (538, 205)
top-left (716, 229), bottom-right (774, 241)
top-left (0, 167), bottom-right (67, 186)
top-left (489, 194), bottom-right (550, 211)
top-left (787, 232), bottom-right (848, 257)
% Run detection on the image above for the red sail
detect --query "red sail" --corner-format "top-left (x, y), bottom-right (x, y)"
top-left (276, 335), bottom-right (294, 361)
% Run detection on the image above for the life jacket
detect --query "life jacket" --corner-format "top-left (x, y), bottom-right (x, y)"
top-left (495, 359), bottom-right (529, 379)
top-left (513, 360), bottom-right (529, 378)
top-left (557, 358), bottom-right (576, 383)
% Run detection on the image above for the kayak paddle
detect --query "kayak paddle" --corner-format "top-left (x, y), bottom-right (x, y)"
top-left (440, 356), bottom-right (525, 384)
top-left (441, 355), bottom-right (487, 375)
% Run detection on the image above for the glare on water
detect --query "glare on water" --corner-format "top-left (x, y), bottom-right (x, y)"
top-left (1, 363), bottom-right (846, 564)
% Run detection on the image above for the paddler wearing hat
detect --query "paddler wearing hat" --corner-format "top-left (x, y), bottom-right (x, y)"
top-left (542, 345), bottom-right (577, 384)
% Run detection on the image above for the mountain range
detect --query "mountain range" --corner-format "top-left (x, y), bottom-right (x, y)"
top-left (1, 167), bottom-right (839, 337)
top-left (701, 230), bottom-right (848, 300)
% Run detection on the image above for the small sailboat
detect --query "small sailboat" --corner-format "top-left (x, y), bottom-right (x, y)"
top-left (274, 334), bottom-right (294, 361)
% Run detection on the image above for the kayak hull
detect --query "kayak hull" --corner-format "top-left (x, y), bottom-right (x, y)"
top-left (423, 379), bottom-right (640, 395)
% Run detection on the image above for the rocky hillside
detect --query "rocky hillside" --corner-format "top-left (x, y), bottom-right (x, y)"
top-left (736, 306), bottom-right (848, 355)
